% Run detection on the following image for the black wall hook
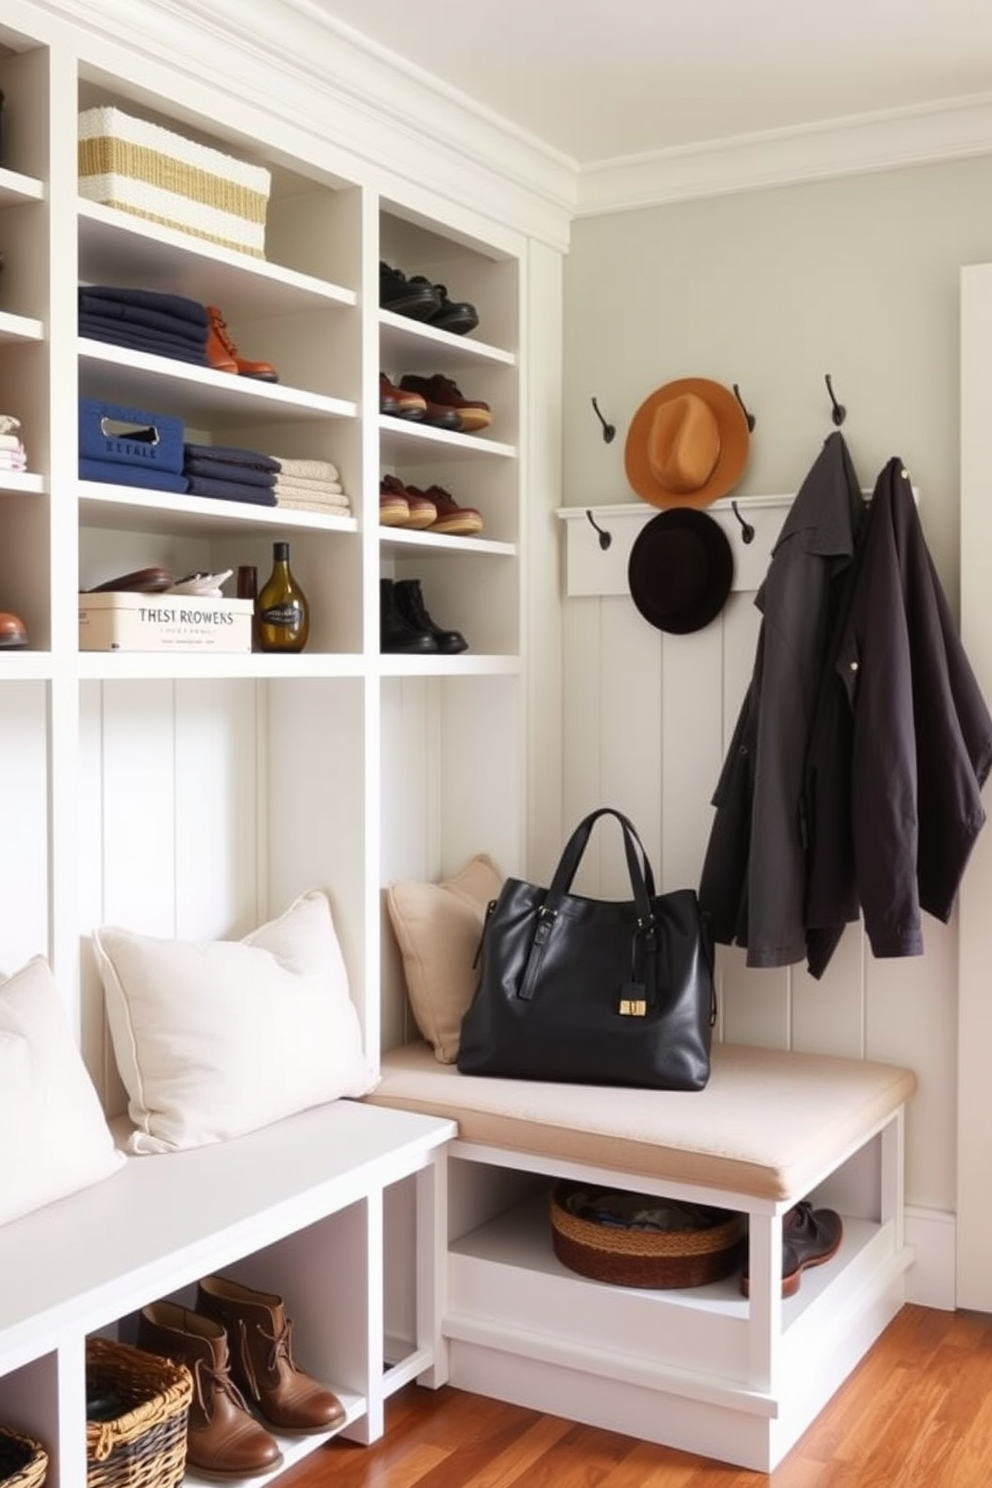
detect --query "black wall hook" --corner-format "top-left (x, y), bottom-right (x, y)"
top-left (585, 509), bottom-right (612, 550)
top-left (591, 396), bottom-right (616, 444)
top-left (731, 500), bottom-right (755, 544)
top-left (733, 384), bottom-right (756, 433)
top-left (825, 374), bottom-right (846, 426)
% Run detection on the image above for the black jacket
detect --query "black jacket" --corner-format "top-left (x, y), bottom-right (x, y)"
top-left (804, 457), bottom-right (992, 975)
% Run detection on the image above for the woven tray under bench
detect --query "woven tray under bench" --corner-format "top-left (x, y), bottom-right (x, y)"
top-left (550, 1179), bottom-right (745, 1288)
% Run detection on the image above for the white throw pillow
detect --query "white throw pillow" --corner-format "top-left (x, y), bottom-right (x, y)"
top-left (386, 853), bottom-right (503, 1063)
top-left (0, 955), bottom-right (124, 1225)
top-left (93, 889), bottom-right (376, 1154)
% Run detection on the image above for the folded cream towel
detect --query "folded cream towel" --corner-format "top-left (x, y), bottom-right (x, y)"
top-left (275, 477), bottom-right (350, 505)
top-left (273, 455), bottom-right (340, 482)
top-left (276, 495), bottom-right (352, 514)
top-left (274, 473), bottom-right (344, 495)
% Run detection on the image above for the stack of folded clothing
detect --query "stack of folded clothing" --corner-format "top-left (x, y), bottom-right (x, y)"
top-left (182, 442), bottom-right (278, 505)
top-left (0, 414), bottom-right (26, 473)
top-left (272, 456), bottom-right (351, 514)
top-left (79, 285), bottom-right (210, 367)
top-left (79, 398), bottom-right (188, 493)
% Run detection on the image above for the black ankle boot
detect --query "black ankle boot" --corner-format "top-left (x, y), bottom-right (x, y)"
top-left (380, 578), bottom-right (436, 653)
top-left (393, 579), bottom-right (468, 654)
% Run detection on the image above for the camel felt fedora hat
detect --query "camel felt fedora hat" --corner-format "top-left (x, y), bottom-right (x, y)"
top-left (624, 377), bottom-right (750, 509)
top-left (627, 507), bottom-right (734, 635)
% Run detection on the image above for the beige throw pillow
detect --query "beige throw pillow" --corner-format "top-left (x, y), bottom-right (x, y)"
top-left (0, 955), bottom-right (124, 1225)
top-left (386, 853), bottom-right (503, 1063)
top-left (93, 888), bottom-right (376, 1154)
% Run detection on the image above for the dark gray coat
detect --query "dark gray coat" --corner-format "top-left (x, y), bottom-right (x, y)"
top-left (698, 431), bottom-right (866, 967)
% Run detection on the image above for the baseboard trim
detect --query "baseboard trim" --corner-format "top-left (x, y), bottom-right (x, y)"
top-left (904, 1205), bottom-right (956, 1310)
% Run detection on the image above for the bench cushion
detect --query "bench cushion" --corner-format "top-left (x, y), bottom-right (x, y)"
top-left (366, 1040), bottom-right (916, 1202)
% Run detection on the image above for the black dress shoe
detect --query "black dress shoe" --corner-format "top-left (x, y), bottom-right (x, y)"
top-left (427, 284), bottom-right (478, 336)
top-left (380, 262), bottom-right (440, 321)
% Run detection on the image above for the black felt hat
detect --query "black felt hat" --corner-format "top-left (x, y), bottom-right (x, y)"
top-left (627, 508), bottom-right (734, 635)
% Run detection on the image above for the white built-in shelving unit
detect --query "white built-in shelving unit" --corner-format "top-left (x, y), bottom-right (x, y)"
top-left (0, 1), bottom-right (529, 1477)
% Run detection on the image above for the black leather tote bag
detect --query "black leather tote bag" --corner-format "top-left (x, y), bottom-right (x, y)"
top-left (457, 807), bottom-right (716, 1090)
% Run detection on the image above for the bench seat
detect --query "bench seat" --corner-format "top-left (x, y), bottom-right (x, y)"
top-left (367, 1039), bottom-right (916, 1202)
top-left (366, 1038), bottom-right (917, 1472)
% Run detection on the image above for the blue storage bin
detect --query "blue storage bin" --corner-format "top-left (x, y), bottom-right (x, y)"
top-left (79, 399), bottom-right (185, 474)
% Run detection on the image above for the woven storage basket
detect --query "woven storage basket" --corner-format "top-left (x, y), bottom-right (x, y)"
top-left (0, 1426), bottom-right (47, 1488)
top-left (550, 1180), bottom-right (745, 1289)
top-left (85, 1338), bottom-right (192, 1488)
top-left (78, 106), bottom-right (271, 258)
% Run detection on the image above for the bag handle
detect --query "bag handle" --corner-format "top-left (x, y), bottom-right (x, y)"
top-left (517, 809), bottom-right (659, 1004)
top-left (547, 807), bottom-right (657, 915)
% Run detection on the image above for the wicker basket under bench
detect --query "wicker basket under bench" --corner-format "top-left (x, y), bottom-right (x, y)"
top-left (0, 1426), bottom-right (47, 1488)
top-left (365, 1040), bottom-right (917, 1474)
top-left (86, 1339), bottom-right (191, 1488)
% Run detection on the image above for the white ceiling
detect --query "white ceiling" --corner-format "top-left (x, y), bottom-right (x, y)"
top-left (305, 0), bottom-right (992, 167)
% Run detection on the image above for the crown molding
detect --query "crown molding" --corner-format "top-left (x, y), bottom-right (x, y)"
top-left (576, 93), bottom-right (992, 216)
top-left (19, 0), bottom-right (992, 229)
top-left (25, 0), bottom-right (577, 251)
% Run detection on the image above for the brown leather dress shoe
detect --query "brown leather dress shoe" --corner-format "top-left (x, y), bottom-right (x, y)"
top-left (196, 1275), bottom-right (346, 1434)
top-left (206, 306), bottom-right (279, 382)
top-left (137, 1302), bottom-right (283, 1478)
top-left (399, 373), bottom-right (491, 432)
top-left (0, 612), bottom-right (28, 648)
top-left (379, 372), bottom-right (426, 420)
top-left (405, 483), bottom-right (483, 536)
top-left (380, 474), bottom-right (436, 529)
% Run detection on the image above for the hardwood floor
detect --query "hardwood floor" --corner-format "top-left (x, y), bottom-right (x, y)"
top-left (281, 1305), bottom-right (992, 1487)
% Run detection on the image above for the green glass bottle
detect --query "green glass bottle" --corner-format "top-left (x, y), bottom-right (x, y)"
top-left (256, 541), bottom-right (310, 653)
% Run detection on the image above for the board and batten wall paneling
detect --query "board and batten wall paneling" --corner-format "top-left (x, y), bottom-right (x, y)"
top-left (79, 678), bottom-right (264, 1114)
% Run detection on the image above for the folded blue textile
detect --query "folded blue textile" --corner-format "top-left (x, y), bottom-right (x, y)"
top-left (78, 292), bottom-right (208, 345)
top-left (183, 441), bottom-right (281, 472)
top-left (79, 317), bottom-right (210, 366)
top-left (79, 457), bottom-right (190, 493)
top-left (185, 475), bottom-right (278, 506)
top-left (183, 456), bottom-right (276, 488)
top-left (80, 398), bottom-right (185, 474)
top-left (79, 285), bottom-right (209, 327)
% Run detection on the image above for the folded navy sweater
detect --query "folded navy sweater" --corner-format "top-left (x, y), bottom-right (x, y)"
top-left (79, 318), bottom-right (210, 366)
top-left (79, 285), bottom-right (209, 326)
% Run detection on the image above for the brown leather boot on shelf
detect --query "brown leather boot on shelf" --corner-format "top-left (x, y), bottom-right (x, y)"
top-left (206, 306), bottom-right (279, 382)
top-left (136, 1301), bottom-right (283, 1479)
top-left (196, 1275), bottom-right (347, 1434)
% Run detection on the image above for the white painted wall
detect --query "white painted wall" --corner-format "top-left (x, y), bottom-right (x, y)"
top-left (551, 156), bottom-right (992, 1304)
